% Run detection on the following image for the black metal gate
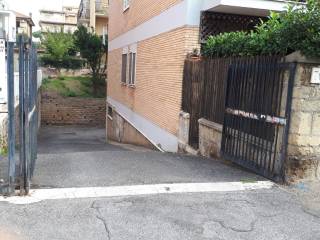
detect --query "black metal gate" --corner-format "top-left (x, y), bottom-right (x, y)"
top-left (18, 36), bottom-right (39, 194)
top-left (0, 36), bottom-right (39, 195)
top-left (221, 56), bottom-right (296, 182)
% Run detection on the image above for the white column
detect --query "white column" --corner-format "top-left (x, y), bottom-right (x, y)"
top-left (0, 38), bottom-right (6, 103)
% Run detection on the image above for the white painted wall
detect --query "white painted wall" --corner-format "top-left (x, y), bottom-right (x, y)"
top-left (108, 97), bottom-right (178, 152)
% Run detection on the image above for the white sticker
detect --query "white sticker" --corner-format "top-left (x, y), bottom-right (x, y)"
top-left (311, 67), bottom-right (320, 84)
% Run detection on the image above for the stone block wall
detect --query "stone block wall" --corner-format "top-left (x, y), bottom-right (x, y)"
top-left (198, 118), bottom-right (223, 159)
top-left (41, 67), bottom-right (91, 79)
top-left (286, 57), bottom-right (320, 181)
top-left (177, 111), bottom-right (190, 152)
top-left (41, 91), bottom-right (106, 126)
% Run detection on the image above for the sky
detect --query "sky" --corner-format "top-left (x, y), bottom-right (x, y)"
top-left (6, 0), bottom-right (81, 31)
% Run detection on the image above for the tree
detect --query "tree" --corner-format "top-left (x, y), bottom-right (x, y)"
top-left (32, 30), bottom-right (42, 39)
top-left (74, 26), bottom-right (108, 96)
top-left (42, 31), bottom-right (76, 60)
top-left (40, 31), bottom-right (80, 73)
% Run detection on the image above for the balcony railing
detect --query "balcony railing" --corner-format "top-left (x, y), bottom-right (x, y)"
top-left (78, 0), bottom-right (90, 20)
top-left (95, 0), bottom-right (108, 16)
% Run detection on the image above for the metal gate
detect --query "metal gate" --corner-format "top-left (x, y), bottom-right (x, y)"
top-left (0, 36), bottom-right (39, 195)
top-left (221, 56), bottom-right (296, 182)
top-left (18, 36), bottom-right (39, 194)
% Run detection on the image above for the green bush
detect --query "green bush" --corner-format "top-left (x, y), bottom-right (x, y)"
top-left (203, 0), bottom-right (320, 58)
top-left (39, 55), bottom-right (85, 69)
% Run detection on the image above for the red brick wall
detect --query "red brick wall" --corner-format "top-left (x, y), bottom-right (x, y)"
top-left (107, 26), bottom-right (200, 135)
top-left (108, 0), bottom-right (182, 40)
top-left (41, 91), bottom-right (106, 126)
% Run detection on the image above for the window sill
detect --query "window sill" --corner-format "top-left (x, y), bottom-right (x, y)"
top-left (123, 6), bottom-right (130, 12)
top-left (121, 82), bottom-right (127, 86)
top-left (128, 84), bottom-right (136, 89)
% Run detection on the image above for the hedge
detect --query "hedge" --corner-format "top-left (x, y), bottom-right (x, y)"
top-left (39, 55), bottom-right (85, 70)
top-left (202, 0), bottom-right (320, 58)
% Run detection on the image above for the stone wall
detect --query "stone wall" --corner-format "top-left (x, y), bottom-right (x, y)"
top-left (41, 91), bottom-right (106, 126)
top-left (41, 67), bottom-right (91, 79)
top-left (198, 118), bottom-right (223, 159)
top-left (177, 53), bottom-right (320, 182)
top-left (177, 111), bottom-right (189, 152)
top-left (107, 106), bottom-right (156, 149)
top-left (286, 53), bottom-right (320, 181)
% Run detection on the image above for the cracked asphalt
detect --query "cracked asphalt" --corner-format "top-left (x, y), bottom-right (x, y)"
top-left (0, 126), bottom-right (319, 240)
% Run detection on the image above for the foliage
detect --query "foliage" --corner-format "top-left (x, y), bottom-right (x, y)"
top-left (41, 31), bottom-right (77, 60)
top-left (0, 146), bottom-right (8, 156)
top-left (39, 31), bottom-right (84, 70)
top-left (40, 55), bottom-right (85, 69)
top-left (32, 31), bottom-right (42, 39)
top-left (73, 26), bottom-right (108, 96)
top-left (42, 76), bottom-right (105, 98)
top-left (203, 0), bottom-right (320, 58)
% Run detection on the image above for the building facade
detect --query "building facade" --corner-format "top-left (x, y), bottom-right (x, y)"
top-left (78, 0), bottom-right (108, 37)
top-left (14, 11), bottom-right (34, 39)
top-left (107, 0), bottom-right (302, 152)
top-left (39, 6), bottom-right (78, 33)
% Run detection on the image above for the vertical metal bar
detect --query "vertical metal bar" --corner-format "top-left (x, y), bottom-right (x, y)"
top-left (24, 45), bottom-right (30, 194)
top-left (279, 62), bottom-right (297, 182)
top-left (18, 36), bottom-right (26, 194)
top-left (7, 42), bottom-right (15, 195)
top-left (221, 66), bottom-right (233, 154)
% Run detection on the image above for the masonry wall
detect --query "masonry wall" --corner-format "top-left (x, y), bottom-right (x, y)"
top-left (198, 118), bottom-right (223, 159)
top-left (107, 108), bottom-right (155, 149)
top-left (41, 91), bottom-right (106, 126)
top-left (286, 61), bottom-right (320, 181)
top-left (107, 26), bottom-right (200, 136)
top-left (108, 0), bottom-right (182, 40)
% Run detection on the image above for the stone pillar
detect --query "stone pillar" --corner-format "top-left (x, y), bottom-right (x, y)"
top-left (286, 52), bottom-right (320, 181)
top-left (178, 111), bottom-right (190, 152)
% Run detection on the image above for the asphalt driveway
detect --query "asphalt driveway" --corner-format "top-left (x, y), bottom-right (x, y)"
top-left (0, 125), bottom-right (319, 240)
top-left (32, 125), bottom-right (264, 188)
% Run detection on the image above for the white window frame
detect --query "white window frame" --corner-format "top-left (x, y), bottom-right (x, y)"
top-left (121, 47), bottom-right (128, 85)
top-left (121, 44), bottom-right (137, 87)
top-left (123, 0), bottom-right (130, 11)
top-left (128, 44), bottom-right (137, 86)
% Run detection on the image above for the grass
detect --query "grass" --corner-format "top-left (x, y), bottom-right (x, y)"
top-left (42, 76), bottom-right (105, 98)
top-left (0, 146), bottom-right (8, 157)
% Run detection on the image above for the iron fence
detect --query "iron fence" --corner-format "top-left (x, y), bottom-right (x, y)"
top-left (221, 56), bottom-right (296, 181)
top-left (0, 36), bottom-right (39, 196)
top-left (182, 57), bottom-right (231, 147)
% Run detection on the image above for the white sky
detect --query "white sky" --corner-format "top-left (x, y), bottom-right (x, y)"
top-left (7, 0), bottom-right (81, 31)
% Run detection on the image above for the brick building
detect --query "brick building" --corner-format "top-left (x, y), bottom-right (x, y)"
top-left (78, 0), bottom-right (109, 37)
top-left (106, 0), bottom-right (298, 152)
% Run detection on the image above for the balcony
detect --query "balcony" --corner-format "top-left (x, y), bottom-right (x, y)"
top-left (78, 0), bottom-right (90, 24)
top-left (95, 0), bottom-right (108, 17)
top-left (202, 0), bottom-right (306, 17)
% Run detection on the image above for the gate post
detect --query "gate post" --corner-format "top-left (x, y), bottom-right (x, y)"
top-left (24, 42), bottom-right (30, 194)
top-left (285, 52), bottom-right (320, 181)
top-left (18, 35), bottom-right (26, 194)
top-left (7, 42), bottom-right (15, 194)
